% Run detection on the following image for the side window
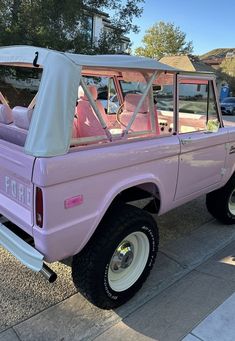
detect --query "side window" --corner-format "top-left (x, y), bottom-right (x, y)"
top-left (178, 79), bottom-right (219, 134)
top-left (75, 72), bottom-right (175, 146)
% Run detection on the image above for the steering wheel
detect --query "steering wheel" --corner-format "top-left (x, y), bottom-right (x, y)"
top-left (116, 103), bottom-right (124, 126)
top-left (116, 103), bottom-right (132, 131)
top-left (116, 103), bottom-right (135, 133)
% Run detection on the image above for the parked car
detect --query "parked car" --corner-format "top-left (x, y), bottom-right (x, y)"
top-left (1, 46), bottom-right (235, 310)
top-left (220, 97), bottom-right (235, 115)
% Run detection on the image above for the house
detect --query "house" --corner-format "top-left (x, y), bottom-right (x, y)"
top-left (159, 54), bottom-right (225, 96)
top-left (159, 55), bottom-right (216, 73)
top-left (200, 48), bottom-right (235, 70)
top-left (200, 49), bottom-right (235, 96)
top-left (82, 8), bottom-right (130, 53)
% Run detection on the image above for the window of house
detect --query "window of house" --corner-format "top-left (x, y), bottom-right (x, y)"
top-left (80, 15), bottom-right (93, 44)
top-left (178, 78), bottom-right (220, 134)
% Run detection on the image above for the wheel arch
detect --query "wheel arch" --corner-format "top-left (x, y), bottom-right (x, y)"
top-left (79, 175), bottom-right (162, 253)
top-left (99, 175), bottom-right (162, 221)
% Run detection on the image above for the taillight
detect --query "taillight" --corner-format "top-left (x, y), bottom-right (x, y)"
top-left (36, 187), bottom-right (43, 228)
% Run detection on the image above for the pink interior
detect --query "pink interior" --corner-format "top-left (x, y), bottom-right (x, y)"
top-left (0, 106), bottom-right (33, 146)
top-left (121, 94), bottom-right (151, 132)
top-left (0, 104), bottom-right (13, 124)
top-left (76, 86), bottom-right (109, 138)
top-left (13, 106), bottom-right (33, 130)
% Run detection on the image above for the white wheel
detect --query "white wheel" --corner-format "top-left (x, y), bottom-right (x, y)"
top-left (72, 204), bottom-right (158, 309)
top-left (108, 231), bottom-right (150, 292)
top-left (206, 175), bottom-right (235, 225)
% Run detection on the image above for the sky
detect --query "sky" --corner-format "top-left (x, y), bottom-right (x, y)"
top-left (128, 0), bottom-right (235, 56)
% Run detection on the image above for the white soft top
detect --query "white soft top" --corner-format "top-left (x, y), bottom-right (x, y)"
top-left (0, 46), bottom-right (178, 157)
top-left (0, 45), bottom-right (178, 71)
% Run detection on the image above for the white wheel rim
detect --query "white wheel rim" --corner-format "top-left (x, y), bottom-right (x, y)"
top-left (108, 230), bottom-right (150, 292)
top-left (229, 190), bottom-right (235, 215)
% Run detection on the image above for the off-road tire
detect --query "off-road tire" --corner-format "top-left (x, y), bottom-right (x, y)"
top-left (72, 204), bottom-right (159, 309)
top-left (206, 175), bottom-right (235, 224)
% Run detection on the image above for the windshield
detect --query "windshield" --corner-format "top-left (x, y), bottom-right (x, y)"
top-left (120, 75), bottom-right (175, 111)
top-left (120, 80), bottom-right (146, 98)
top-left (222, 97), bottom-right (235, 103)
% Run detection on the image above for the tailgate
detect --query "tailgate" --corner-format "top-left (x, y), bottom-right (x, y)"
top-left (0, 141), bottom-right (35, 235)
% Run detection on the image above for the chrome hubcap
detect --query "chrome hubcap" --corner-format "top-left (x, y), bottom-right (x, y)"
top-left (108, 231), bottom-right (150, 292)
top-left (110, 241), bottom-right (134, 272)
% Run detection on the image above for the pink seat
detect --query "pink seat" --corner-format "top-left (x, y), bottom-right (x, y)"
top-left (120, 94), bottom-right (151, 132)
top-left (77, 86), bottom-right (108, 138)
top-left (0, 104), bottom-right (13, 124)
top-left (12, 106), bottom-right (33, 129)
top-left (0, 106), bottom-right (33, 146)
top-left (0, 122), bottom-right (28, 146)
top-left (120, 94), bottom-right (159, 134)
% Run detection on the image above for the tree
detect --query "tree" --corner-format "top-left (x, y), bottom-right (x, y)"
top-left (135, 21), bottom-right (193, 59)
top-left (220, 57), bottom-right (235, 77)
top-left (0, 0), bottom-right (144, 54)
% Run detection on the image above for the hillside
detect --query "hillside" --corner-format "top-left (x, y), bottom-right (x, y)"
top-left (201, 48), bottom-right (235, 60)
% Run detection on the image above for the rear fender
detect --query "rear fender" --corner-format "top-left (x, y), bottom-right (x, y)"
top-left (79, 174), bottom-right (162, 251)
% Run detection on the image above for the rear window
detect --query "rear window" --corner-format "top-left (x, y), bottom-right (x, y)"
top-left (0, 65), bottom-right (43, 147)
top-left (0, 65), bottom-right (42, 107)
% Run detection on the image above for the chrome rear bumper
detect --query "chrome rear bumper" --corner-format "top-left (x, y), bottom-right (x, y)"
top-left (0, 220), bottom-right (57, 282)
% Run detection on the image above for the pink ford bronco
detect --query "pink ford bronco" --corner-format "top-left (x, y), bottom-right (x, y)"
top-left (0, 46), bottom-right (235, 309)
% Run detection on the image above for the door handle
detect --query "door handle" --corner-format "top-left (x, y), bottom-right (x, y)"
top-left (180, 138), bottom-right (192, 145)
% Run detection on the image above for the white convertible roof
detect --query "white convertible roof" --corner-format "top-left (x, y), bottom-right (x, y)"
top-left (0, 46), bottom-right (178, 157)
top-left (0, 45), bottom-right (178, 72)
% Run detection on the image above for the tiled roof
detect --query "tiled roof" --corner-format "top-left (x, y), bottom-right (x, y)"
top-left (160, 55), bottom-right (194, 71)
